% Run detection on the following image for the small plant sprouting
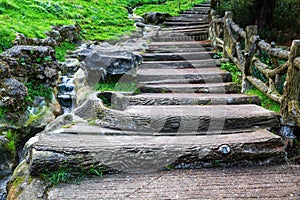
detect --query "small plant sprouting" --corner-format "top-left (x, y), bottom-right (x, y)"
top-left (42, 165), bottom-right (107, 187)
top-left (3, 129), bottom-right (18, 155)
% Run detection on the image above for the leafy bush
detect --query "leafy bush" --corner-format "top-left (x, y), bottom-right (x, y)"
top-left (220, 62), bottom-right (241, 86)
top-left (217, 0), bottom-right (300, 44)
top-left (55, 42), bottom-right (76, 62)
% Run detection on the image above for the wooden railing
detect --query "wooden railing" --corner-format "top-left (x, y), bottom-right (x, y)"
top-left (209, 10), bottom-right (300, 138)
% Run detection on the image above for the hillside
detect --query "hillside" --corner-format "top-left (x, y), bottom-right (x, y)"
top-left (0, 0), bottom-right (206, 53)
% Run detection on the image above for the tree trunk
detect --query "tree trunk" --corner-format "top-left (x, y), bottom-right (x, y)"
top-left (254, 0), bottom-right (276, 31)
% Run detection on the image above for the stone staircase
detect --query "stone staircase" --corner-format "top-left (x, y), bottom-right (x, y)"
top-left (26, 1), bottom-right (286, 175)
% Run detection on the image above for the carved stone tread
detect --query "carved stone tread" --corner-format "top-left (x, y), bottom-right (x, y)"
top-left (146, 47), bottom-right (214, 53)
top-left (100, 105), bottom-right (279, 132)
top-left (166, 17), bottom-right (208, 22)
top-left (161, 25), bottom-right (210, 31)
top-left (29, 129), bottom-right (285, 175)
top-left (140, 59), bottom-right (227, 69)
top-left (142, 52), bottom-right (212, 61)
top-left (124, 93), bottom-right (261, 106)
top-left (137, 67), bottom-right (231, 83)
top-left (148, 40), bottom-right (212, 48)
top-left (164, 21), bottom-right (208, 26)
top-left (138, 82), bottom-right (239, 93)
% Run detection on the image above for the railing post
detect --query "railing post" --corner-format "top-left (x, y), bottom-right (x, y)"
top-left (280, 40), bottom-right (300, 141)
top-left (209, 10), bottom-right (216, 47)
top-left (222, 11), bottom-right (233, 59)
top-left (241, 25), bottom-right (258, 93)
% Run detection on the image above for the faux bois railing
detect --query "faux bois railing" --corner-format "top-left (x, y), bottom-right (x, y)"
top-left (209, 10), bottom-right (300, 139)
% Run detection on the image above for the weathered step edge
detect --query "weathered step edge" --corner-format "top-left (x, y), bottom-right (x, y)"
top-left (138, 82), bottom-right (239, 94)
top-left (98, 105), bottom-right (280, 132)
top-left (26, 130), bottom-right (286, 175)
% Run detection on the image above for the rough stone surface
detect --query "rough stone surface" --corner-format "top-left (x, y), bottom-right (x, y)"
top-left (138, 82), bottom-right (239, 93)
top-left (47, 165), bottom-right (300, 200)
top-left (99, 105), bottom-right (280, 132)
top-left (28, 129), bottom-right (285, 175)
top-left (7, 160), bottom-right (46, 200)
top-left (137, 68), bottom-right (232, 84)
top-left (0, 45), bottom-right (59, 86)
top-left (121, 93), bottom-right (261, 108)
top-left (60, 58), bottom-right (82, 75)
top-left (71, 44), bottom-right (143, 85)
top-left (0, 61), bottom-right (11, 79)
top-left (0, 78), bottom-right (27, 109)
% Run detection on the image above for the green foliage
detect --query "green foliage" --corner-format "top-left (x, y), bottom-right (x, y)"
top-left (24, 81), bottom-right (53, 105)
top-left (42, 165), bottom-right (106, 186)
top-left (43, 167), bottom-right (73, 186)
top-left (246, 88), bottom-right (280, 112)
top-left (220, 62), bottom-right (241, 86)
top-left (3, 129), bottom-right (18, 155)
top-left (0, 107), bottom-right (8, 122)
top-left (94, 80), bottom-right (138, 92)
top-left (217, 0), bottom-right (300, 44)
top-left (55, 42), bottom-right (76, 62)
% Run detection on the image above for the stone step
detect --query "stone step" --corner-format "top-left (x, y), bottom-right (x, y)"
top-left (138, 82), bottom-right (239, 94)
top-left (142, 52), bottom-right (213, 61)
top-left (164, 21), bottom-right (208, 27)
top-left (188, 7), bottom-right (210, 12)
top-left (166, 17), bottom-right (208, 22)
top-left (156, 30), bottom-right (209, 37)
top-left (140, 59), bottom-right (228, 69)
top-left (180, 10), bottom-right (209, 15)
top-left (123, 93), bottom-right (261, 107)
top-left (178, 13), bottom-right (209, 18)
top-left (150, 35), bottom-right (208, 42)
top-left (148, 41), bottom-right (212, 49)
top-left (146, 47), bottom-right (214, 53)
top-left (100, 105), bottom-right (280, 132)
top-left (137, 68), bottom-right (232, 84)
top-left (160, 28), bottom-right (209, 35)
top-left (28, 129), bottom-right (285, 175)
top-left (194, 3), bottom-right (211, 8)
top-left (160, 23), bottom-right (209, 32)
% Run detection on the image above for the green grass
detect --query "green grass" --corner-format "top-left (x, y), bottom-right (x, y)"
top-left (246, 88), bottom-right (281, 112)
top-left (0, 0), bottom-right (207, 53)
top-left (135, 0), bottom-right (206, 16)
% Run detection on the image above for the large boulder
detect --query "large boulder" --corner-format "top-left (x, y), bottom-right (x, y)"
top-left (143, 12), bottom-right (171, 24)
top-left (73, 45), bottom-right (142, 86)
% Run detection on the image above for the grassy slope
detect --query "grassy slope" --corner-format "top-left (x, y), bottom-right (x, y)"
top-left (0, 0), bottom-right (206, 53)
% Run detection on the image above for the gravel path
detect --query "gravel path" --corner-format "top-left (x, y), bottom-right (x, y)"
top-left (48, 165), bottom-right (300, 200)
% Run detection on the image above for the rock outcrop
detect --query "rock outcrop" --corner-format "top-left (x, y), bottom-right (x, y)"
top-left (13, 24), bottom-right (81, 47)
